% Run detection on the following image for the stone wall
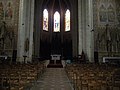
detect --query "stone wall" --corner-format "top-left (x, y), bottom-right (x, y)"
top-left (93, 0), bottom-right (120, 62)
top-left (0, 0), bottom-right (19, 57)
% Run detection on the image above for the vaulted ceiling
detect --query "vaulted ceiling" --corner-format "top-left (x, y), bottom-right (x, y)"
top-left (42, 0), bottom-right (71, 13)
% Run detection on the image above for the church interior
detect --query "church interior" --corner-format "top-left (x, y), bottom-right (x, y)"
top-left (0, 0), bottom-right (120, 90)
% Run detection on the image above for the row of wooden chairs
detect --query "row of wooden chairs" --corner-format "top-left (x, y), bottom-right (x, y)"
top-left (0, 61), bottom-right (46, 90)
top-left (65, 63), bottom-right (120, 90)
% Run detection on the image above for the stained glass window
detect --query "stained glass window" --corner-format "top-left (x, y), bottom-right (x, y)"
top-left (43, 9), bottom-right (48, 31)
top-left (54, 11), bottom-right (60, 32)
top-left (65, 9), bottom-right (70, 31)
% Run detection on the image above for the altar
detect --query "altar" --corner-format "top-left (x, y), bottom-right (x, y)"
top-left (51, 55), bottom-right (61, 64)
top-left (51, 54), bottom-right (61, 60)
top-left (47, 55), bottom-right (62, 68)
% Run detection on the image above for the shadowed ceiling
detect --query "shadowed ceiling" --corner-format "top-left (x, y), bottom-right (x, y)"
top-left (42, 0), bottom-right (71, 12)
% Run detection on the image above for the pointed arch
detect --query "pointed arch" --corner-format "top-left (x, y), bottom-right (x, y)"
top-left (99, 4), bottom-right (107, 22)
top-left (65, 9), bottom-right (70, 31)
top-left (54, 11), bottom-right (60, 32)
top-left (107, 4), bottom-right (115, 22)
top-left (43, 9), bottom-right (48, 31)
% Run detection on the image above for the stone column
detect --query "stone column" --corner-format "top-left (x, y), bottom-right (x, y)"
top-left (27, 0), bottom-right (34, 62)
top-left (24, 0), bottom-right (34, 62)
top-left (82, 0), bottom-right (87, 54)
top-left (78, 0), bottom-right (87, 54)
top-left (86, 0), bottom-right (94, 62)
top-left (17, 0), bottom-right (27, 62)
top-left (78, 0), bottom-right (94, 62)
top-left (78, 0), bottom-right (83, 55)
top-left (71, 0), bottom-right (78, 57)
top-left (17, 0), bottom-right (34, 63)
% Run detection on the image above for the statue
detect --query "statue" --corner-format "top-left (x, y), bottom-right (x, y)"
top-left (0, 21), bottom-right (6, 49)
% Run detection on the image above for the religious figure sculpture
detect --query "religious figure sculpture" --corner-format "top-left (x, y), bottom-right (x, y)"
top-left (0, 2), bottom-right (4, 20)
top-left (5, 2), bottom-right (13, 20)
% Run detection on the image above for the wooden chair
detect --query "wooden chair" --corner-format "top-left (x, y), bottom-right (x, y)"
top-left (0, 61), bottom-right (46, 90)
top-left (111, 69), bottom-right (120, 90)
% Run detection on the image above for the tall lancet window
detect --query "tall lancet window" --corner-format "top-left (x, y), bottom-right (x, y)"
top-left (43, 9), bottom-right (48, 31)
top-left (65, 9), bottom-right (70, 31)
top-left (54, 11), bottom-right (60, 32)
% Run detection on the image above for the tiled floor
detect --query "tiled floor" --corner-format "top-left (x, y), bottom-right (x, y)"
top-left (29, 68), bottom-right (74, 90)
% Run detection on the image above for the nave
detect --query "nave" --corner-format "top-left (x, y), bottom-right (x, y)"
top-left (0, 60), bottom-right (120, 90)
top-left (0, 60), bottom-right (74, 90)
top-left (29, 68), bottom-right (74, 90)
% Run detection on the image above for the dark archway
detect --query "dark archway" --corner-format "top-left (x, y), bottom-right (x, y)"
top-left (34, 0), bottom-right (78, 60)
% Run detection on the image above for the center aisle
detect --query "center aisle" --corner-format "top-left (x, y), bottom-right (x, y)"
top-left (30, 68), bottom-right (74, 90)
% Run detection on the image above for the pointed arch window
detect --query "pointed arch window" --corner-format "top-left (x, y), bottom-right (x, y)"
top-left (43, 9), bottom-right (48, 31)
top-left (65, 9), bottom-right (70, 31)
top-left (54, 11), bottom-right (60, 32)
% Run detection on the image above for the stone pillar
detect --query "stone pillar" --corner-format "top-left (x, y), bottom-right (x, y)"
top-left (17, 0), bottom-right (34, 63)
top-left (78, 0), bottom-right (87, 54)
top-left (25, 0), bottom-right (34, 62)
top-left (86, 0), bottom-right (94, 62)
top-left (78, 0), bottom-right (94, 62)
top-left (82, 0), bottom-right (87, 54)
top-left (78, 0), bottom-right (83, 55)
top-left (17, 0), bottom-right (26, 62)
top-left (71, 0), bottom-right (78, 57)
top-left (28, 0), bottom-right (34, 62)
